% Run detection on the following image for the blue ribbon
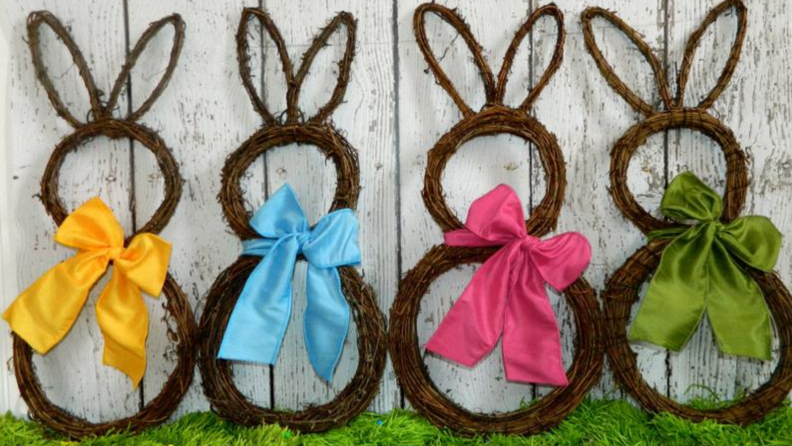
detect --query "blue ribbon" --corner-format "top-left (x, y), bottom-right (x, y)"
top-left (218, 184), bottom-right (360, 382)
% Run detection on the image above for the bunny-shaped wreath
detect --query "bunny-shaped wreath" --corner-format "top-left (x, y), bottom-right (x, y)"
top-left (11, 11), bottom-right (196, 439)
top-left (197, 8), bottom-right (387, 433)
top-left (389, 3), bottom-right (604, 435)
top-left (583, 0), bottom-right (792, 425)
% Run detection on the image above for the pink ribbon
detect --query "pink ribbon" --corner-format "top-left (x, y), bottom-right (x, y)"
top-left (425, 184), bottom-right (591, 386)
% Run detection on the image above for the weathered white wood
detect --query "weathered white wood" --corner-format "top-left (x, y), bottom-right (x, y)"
top-left (5, 0), bottom-right (141, 421)
top-left (732, 0), bottom-right (792, 397)
top-left (0, 4), bottom-right (21, 415)
top-left (571, 0), bottom-right (671, 399)
top-left (666, 0), bottom-right (736, 402)
top-left (1, 0), bottom-right (791, 418)
top-left (257, 0), bottom-right (399, 412)
top-left (126, 0), bottom-right (268, 415)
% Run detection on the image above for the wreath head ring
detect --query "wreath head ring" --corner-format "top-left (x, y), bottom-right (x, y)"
top-left (416, 2), bottom-right (566, 236)
top-left (581, 0), bottom-right (749, 235)
top-left (31, 11), bottom-right (185, 240)
top-left (219, 8), bottom-right (360, 239)
top-left (15, 11), bottom-right (196, 439)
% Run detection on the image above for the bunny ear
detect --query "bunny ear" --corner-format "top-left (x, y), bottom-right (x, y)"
top-left (236, 8), bottom-right (293, 125)
top-left (675, 0), bottom-right (747, 109)
top-left (26, 11), bottom-right (103, 127)
top-left (291, 12), bottom-right (357, 124)
top-left (413, 3), bottom-right (496, 118)
top-left (581, 7), bottom-right (673, 117)
top-left (105, 14), bottom-right (185, 122)
top-left (495, 4), bottom-right (565, 111)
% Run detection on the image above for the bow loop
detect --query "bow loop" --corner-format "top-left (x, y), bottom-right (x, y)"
top-left (54, 197), bottom-right (125, 250)
top-left (3, 197), bottom-right (171, 387)
top-left (115, 233), bottom-right (172, 297)
top-left (530, 232), bottom-right (592, 291)
top-left (630, 172), bottom-right (781, 360)
top-left (444, 184), bottom-right (526, 246)
top-left (249, 184), bottom-right (308, 237)
top-left (659, 171), bottom-right (723, 223)
top-left (302, 209), bottom-right (361, 269)
top-left (720, 216), bottom-right (782, 272)
top-left (219, 184), bottom-right (358, 382)
top-left (427, 185), bottom-right (592, 386)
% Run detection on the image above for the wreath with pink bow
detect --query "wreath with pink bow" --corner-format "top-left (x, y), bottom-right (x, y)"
top-left (389, 2), bottom-right (604, 436)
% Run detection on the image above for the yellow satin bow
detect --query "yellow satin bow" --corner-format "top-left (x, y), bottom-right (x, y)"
top-left (2, 197), bottom-right (171, 387)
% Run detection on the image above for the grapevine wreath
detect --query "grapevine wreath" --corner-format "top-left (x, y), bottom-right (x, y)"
top-left (197, 8), bottom-right (387, 433)
top-left (7, 11), bottom-right (196, 439)
top-left (389, 3), bottom-right (604, 436)
top-left (583, 0), bottom-right (792, 425)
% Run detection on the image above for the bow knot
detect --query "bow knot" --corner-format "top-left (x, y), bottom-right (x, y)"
top-left (106, 246), bottom-right (125, 261)
top-left (3, 197), bottom-right (171, 387)
top-left (295, 232), bottom-right (312, 252)
top-left (631, 172), bottom-right (782, 360)
top-left (519, 235), bottom-right (540, 251)
top-left (218, 184), bottom-right (360, 382)
top-left (425, 185), bottom-right (591, 386)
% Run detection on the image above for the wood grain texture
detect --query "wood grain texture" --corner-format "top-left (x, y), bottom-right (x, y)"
top-left (734, 0), bottom-right (792, 396)
top-left (567, 0), bottom-right (669, 400)
top-left (1, 0), bottom-right (791, 419)
top-left (665, 0), bottom-right (737, 402)
top-left (126, 0), bottom-right (267, 416)
top-left (0, 4), bottom-right (19, 415)
top-left (256, 0), bottom-right (399, 412)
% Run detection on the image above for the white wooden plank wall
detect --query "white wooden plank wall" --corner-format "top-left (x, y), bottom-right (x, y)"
top-left (1, 0), bottom-right (790, 419)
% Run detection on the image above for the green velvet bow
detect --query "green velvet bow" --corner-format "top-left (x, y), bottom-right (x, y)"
top-left (629, 172), bottom-right (781, 360)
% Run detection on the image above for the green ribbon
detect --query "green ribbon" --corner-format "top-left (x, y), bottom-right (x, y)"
top-left (629, 172), bottom-right (781, 360)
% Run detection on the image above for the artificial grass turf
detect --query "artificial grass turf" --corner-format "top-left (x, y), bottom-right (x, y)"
top-left (1, 399), bottom-right (790, 446)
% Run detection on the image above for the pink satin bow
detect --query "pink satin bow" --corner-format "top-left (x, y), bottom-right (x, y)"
top-left (425, 184), bottom-right (591, 386)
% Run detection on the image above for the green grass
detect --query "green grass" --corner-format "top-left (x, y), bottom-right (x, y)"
top-left (1, 399), bottom-right (791, 446)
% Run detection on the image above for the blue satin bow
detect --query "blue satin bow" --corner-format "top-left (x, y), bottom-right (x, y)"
top-left (218, 184), bottom-right (360, 382)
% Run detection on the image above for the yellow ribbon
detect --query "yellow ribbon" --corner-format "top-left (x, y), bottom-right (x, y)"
top-left (2, 197), bottom-right (171, 387)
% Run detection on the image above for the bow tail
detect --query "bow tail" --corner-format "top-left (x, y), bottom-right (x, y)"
top-left (707, 241), bottom-right (773, 360)
top-left (218, 238), bottom-right (299, 365)
top-left (630, 228), bottom-right (710, 350)
top-left (502, 265), bottom-right (567, 386)
top-left (3, 252), bottom-right (106, 354)
top-left (425, 245), bottom-right (518, 367)
top-left (304, 265), bottom-right (350, 382)
top-left (96, 268), bottom-right (148, 387)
